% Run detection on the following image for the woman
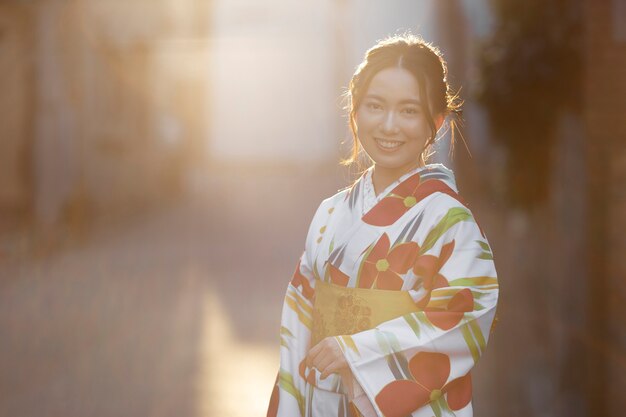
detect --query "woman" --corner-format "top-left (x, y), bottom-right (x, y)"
top-left (267, 33), bottom-right (499, 417)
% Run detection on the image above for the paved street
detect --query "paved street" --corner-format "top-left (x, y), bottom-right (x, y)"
top-left (0, 165), bottom-right (343, 417)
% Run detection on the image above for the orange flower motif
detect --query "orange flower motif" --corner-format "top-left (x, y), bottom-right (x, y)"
top-left (425, 288), bottom-right (474, 330)
top-left (362, 173), bottom-right (464, 227)
top-left (359, 233), bottom-right (419, 290)
top-left (413, 240), bottom-right (455, 307)
top-left (290, 258), bottom-right (314, 300)
top-left (327, 263), bottom-right (350, 287)
top-left (375, 352), bottom-right (472, 416)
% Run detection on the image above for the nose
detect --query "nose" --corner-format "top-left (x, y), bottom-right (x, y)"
top-left (381, 110), bottom-right (399, 135)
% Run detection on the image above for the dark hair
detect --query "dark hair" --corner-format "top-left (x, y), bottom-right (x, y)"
top-left (341, 32), bottom-right (462, 171)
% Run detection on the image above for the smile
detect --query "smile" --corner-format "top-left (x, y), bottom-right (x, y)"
top-left (375, 137), bottom-right (404, 150)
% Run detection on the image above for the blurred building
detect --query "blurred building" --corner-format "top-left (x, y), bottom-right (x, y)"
top-left (468, 1), bottom-right (626, 416)
top-left (585, 1), bottom-right (626, 415)
top-left (0, 0), bottom-right (211, 238)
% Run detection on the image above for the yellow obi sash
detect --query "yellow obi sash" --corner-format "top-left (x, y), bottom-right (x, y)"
top-left (311, 280), bottom-right (421, 346)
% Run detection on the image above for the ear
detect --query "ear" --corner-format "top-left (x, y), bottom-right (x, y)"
top-left (434, 113), bottom-right (445, 131)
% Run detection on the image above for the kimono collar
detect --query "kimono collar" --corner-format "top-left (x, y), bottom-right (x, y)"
top-left (361, 163), bottom-right (458, 215)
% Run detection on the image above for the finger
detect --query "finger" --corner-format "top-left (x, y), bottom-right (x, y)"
top-left (319, 349), bottom-right (349, 379)
top-left (308, 337), bottom-right (331, 362)
top-left (320, 358), bottom-right (344, 379)
top-left (313, 338), bottom-right (343, 368)
top-left (307, 336), bottom-right (339, 369)
top-left (313, 350), bottom-right (335, 373)
top-left (306, 341), bottom-right (324, 366)
top-left (330, 337), bottom-right (342, 351)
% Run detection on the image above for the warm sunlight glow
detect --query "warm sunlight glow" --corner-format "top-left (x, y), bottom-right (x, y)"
top-left (198, 288), bottom-right (278, 417)
top-left (208, 0), bottom-right (337, 164)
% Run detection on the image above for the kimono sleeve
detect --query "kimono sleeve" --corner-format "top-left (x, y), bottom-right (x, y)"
top-left (267, 199), bottom-right (330, 417)
top-left (335, 195), bottom-right (499, 417)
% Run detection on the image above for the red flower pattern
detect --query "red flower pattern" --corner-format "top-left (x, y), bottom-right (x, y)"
top-left (412, 240), bottom-right (455, 308)
top-left (375, 352), bottom-right (472, 416)
top-left (359, 233), bottom-right (419, 290)
top-left (412, 239), bottom-right (475, 329)
top-left (425, 288), bottom-right (475, 330)
top-left (327, 263), bottom-right (350, 287)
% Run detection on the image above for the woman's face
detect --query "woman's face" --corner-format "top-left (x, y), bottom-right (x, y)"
top-left (355, 66), bottom-right (443, 175)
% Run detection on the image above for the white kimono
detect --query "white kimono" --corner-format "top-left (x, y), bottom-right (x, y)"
top-left (267, 163), bottom-right (499, 417)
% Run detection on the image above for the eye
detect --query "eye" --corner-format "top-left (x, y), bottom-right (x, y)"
top-left (402, 107), bottom-right (419, 115)
top-left (366, 102), bottom-right (383, 111)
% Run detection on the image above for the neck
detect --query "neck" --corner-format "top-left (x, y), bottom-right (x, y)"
top-left (371, 161), bottom-right (424, 196)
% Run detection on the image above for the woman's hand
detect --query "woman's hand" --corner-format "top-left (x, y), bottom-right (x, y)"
top-left (305, 336), bottom-right (349, 379)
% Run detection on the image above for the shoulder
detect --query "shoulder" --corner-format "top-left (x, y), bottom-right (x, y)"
top-left (426, 192), bottom-right (469, 214)
top-left (418, 164), bottom-right (465, 212)
top-left (417, 163), bottom-right (471, 213)
top-left (305, 188), bottom-right (348, 230)
top-left (424, 191), bottom-right (477, 227)
top-left (307, 189), bottom-right (348, 228)
top-left (302, 189), bottom-right (349, 256)
top-left (316, 186), bottom-right (350, 214)
top-left (425, 191), bottom-right (488, 241)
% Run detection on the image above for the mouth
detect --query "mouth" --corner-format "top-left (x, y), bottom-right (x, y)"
top-left (374, 137), bottom-right (405, 151)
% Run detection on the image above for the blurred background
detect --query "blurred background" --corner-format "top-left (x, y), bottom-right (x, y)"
top-left (0, 0), bottom-right (624, 416)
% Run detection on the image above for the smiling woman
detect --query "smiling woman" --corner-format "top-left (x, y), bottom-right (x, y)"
top-left (354, 66), bottom-right (445, 194)
top-left (268, 33), bottom-right (498, 417)
top-left (344, 34), bottom-right (462, 194)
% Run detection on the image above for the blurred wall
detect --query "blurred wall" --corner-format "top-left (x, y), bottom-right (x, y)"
top-left (585, 1), bottom-right (626, 415)
top-left (0, 0), bottom-right (211, 236)
top-left (0, 3), bottom-right (34, 223)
